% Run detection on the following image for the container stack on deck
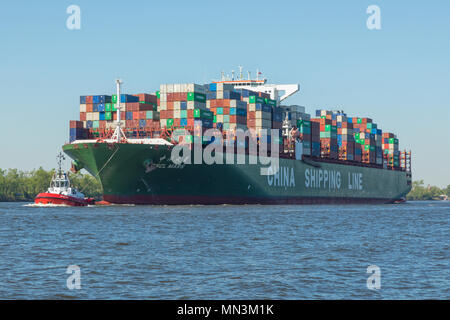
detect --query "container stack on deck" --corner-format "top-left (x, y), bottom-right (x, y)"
top-left (243, 93), bottom-right (272, 136)
top-left (352, 117), bottom-right (383, 165)
top-left (313, 110), bottom-right (338, 159)
top-left (77, 94), bottom-right (160, 140)
top-left (336, 113), bottom-right (355, 161)
top-left (296, 119), bottom-right (312, 156)
top-left (382, 133), bottom-right (400, 168)
top-left (208, 83), bottom-right (248, 132)
top-left (158, 84), bottom-right (210, 129)
top-left (71, 83), bottom-right (406, 170)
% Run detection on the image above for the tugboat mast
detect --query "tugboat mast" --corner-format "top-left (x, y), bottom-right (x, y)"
top-left (56, 153), bottom-right (65, 176)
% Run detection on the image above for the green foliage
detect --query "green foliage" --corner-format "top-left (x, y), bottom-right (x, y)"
top-left (406, 180), bottom-right (447, 200)
top-left (0, 168), bottom-right (102, 202)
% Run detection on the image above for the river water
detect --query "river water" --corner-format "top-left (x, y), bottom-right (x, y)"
top-left (0, 201), bottom-right (448, 299)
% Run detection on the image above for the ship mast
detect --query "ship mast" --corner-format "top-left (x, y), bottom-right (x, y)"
top-left (111, 79), bottom-right (126, 142)
top-left (56, 153), bottom-right (65, 176)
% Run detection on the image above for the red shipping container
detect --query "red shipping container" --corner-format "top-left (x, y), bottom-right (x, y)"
top-left (167, 102), bottom-right (174, 110)
top-left (79, 113), bottom-right (86, 121)
top-left (70, 120), bottom-right (83, 129)
top-left (137, 93), bottom-right (157, 104)
top-left (138, 103), bottom-right (154, 111)
top-left (86, 96), bottom-right (93, 103)
top-left (133, 111), bottom-right (140, 120)
top-left (86, 104), bottom-right (93, 112)
top-left (180, 92), bottom-right (187, 101)
top-left (139, 111), bottom-right (146, 119)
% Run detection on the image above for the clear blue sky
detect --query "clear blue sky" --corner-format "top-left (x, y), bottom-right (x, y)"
top-left (0, 0), bottom-right (449, 187)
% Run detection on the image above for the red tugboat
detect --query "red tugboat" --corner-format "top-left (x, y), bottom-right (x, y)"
top-left (34, 153), bottom-right (95, 206)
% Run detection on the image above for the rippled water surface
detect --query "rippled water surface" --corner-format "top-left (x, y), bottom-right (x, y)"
top-left (0, 201), bottom-right (448, 299)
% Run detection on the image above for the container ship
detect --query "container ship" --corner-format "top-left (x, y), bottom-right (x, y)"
top-left (63, 69), bottom-right (412, 204)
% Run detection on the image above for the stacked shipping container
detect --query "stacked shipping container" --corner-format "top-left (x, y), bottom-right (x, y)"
top-left (71, 84), bottom-right (405, 170)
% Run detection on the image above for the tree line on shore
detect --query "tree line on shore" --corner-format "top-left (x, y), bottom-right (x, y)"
top-left (0, 168), bottom-right (448, 202)
top-left (406, 180), bottom-right (449, 201)
top-left (0, 168), bottom-right (102, 201)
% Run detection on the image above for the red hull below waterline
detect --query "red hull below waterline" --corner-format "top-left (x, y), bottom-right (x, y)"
top-left (34, 193), bottom-right (94, 207)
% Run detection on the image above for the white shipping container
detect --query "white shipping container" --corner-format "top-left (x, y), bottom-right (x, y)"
top-left (216, 115), bottom-right (224, 122)
top-left (79, 104), bottom-right (86, 113)
top-left (160, 93), bottom-right (167, 102)
top-left (173, 110), bottom-right (181, 119)
top-left (174, 84), bottom-right (181, 93)
top-left (160, 84), bottom-right (167, 93)
top-left (173, 101), bottom-right (181, 110)
top-left (92, 113), bottom-right (100, 121)
top-left (186, 83), bottom-right (206, 94)
top-left (159, 101), bottom-right (167, 110)
top-left (216, 91), bottom-right (223, 99)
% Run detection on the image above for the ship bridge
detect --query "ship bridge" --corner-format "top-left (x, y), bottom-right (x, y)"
top-left (212, 67), bottom-right (300, 103)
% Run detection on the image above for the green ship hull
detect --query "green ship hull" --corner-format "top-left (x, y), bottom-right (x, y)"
top-left (63, 142), bottom-right (411, 205)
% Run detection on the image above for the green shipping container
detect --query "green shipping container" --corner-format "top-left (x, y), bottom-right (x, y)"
top-left (180, 110), bottom-right (187, 118)
top-left (105, 112), bottom-right (112, 120)
top-left (187, 92), bottom-right (206, 103)
top-left (264, 98), bottom-right (277, 107)
top-left (193, 109), bottom-right (213, 119)
top-left (297, 119), bottom-right (311, 128)
top-left (112, 95), bottom-right (117, 103)
top-left (156, 91), bottom-right (160, 99)
top-left (146, 111), bottom-right (153, 119)
top-left (105, 103), bottom-right (112, 112)
top-left (167, 119), bottom-right (174, 127)
top-left (93, 121), bottom-right (99, 129)
top-left (249, 96), bottom-right (264, 104)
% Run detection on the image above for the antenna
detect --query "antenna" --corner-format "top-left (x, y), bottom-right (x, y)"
top-left (57, 152), bottom-right (65, 175)
top-left (256, 68), bottom-right (259, 81)
top-left (231, 70), bottom-right (235, 80)
top-left (221, 71), bottom-right (225, 81)
top-left (248, 71), bottom-right (251, 80)
top-left (238, 66), bottom-right (243, 80)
